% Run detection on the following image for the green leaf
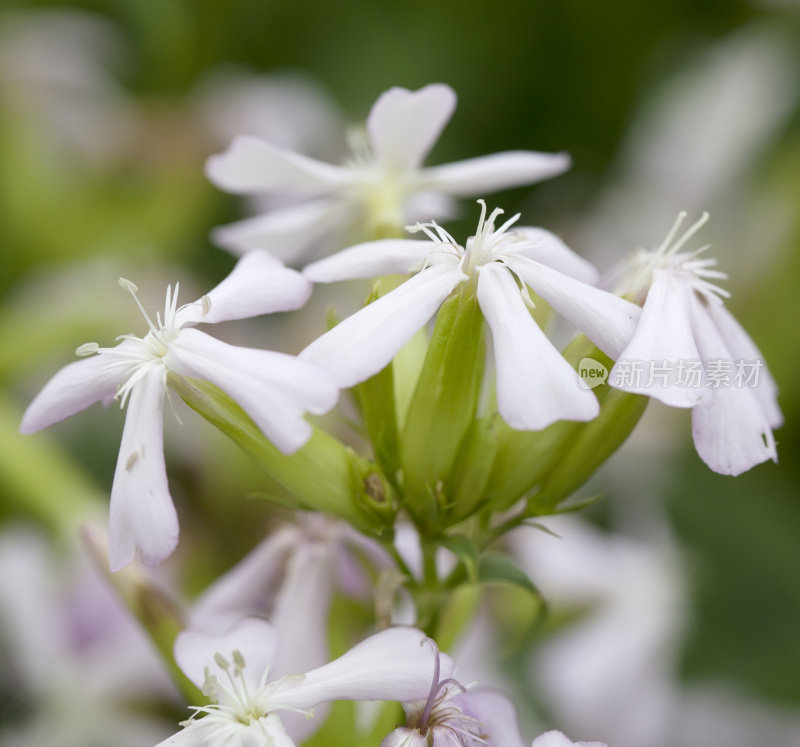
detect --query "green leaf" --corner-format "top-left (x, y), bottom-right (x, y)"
top-left (441, 533), bottom-right (479, 582)
top-left (478, 552), bottom-right (542, 599)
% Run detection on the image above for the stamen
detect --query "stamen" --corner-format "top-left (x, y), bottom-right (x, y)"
top-left (75, 342), bottom-right (99, 357)
top-left (417, 637), bottom-right (442, 730)
top-left (654, 212), bottom-right (687, 256)
top-left (665, 211), bottom-right (710, 257)
top-left (118, 277), bottom-right (158, 332)
top-left (214, 652), bottom-right (230, 670)
top-left (202, 295), bottom-right (212, 316)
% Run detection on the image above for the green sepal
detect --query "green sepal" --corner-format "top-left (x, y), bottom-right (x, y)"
top-left (352, 279), bottom-right (401, 484)
top-left (400, 285), bottom-right (485, 529)
top-left (440, 533), bottom-right (479, 582)
top-left (534, 386), bottom-right (648, 511)
top-left (442, 413), bottom-right (501, 525)
top-left (170, 374), bottom-right (393, 535)
top-left (478, 551), bottom-right (542, 598)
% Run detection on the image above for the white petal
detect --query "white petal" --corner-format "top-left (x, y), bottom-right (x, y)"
top-left (690, 296), bottom-right (777, 475)
top-left (507, 227), bottom-right (598, 284)
top-left (168, 329), bottom-right (338, 454)
top-left (20, 354), bottom-right (121, 434)
top-left (300, 262), bottom-right (464, 388)
top-left (367, 84), bottom-right (456, 171)
top-left (190, 526), bottom-right (300, 633)
top-left (507, 255), bottom-right (640, 360)
top-left (419, 151), bottom-right (571, 197)
top-left (704, 299), bottom-right (783, 428)
top-left (382, 728), bottom-right (427, 747)
top-left (205, 134), bottom-right (349, 193)
top-left (455, 689), bottom-right (526, 747)
top-left (274, 627), bottom-right (452, 711)
top-left (477, 263), bottom-right (599, 430)
top-left (303, 239), bottom-right (433, 282)
top-left (608, 270), bottom-right (707, 406)
top-left (211, 198), bottom-right (354, 261)
top-left (108, 365), bottom-right (177, 571)
top-left (174, 617), bottom-right (278, 692)
top-left (179, 251), bottom-right (311, 326)
top-left (531, 730), bottom-right (607, 747)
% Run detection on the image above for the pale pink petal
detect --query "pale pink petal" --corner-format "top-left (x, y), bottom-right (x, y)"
top-left (168, 329), bottom-right (338, 454)
top-left (107, 365), bottom-right (177, 571)
top-left (303, 239), bottom-right (433, 282)
top-left (477, 263), bottom-right (599, 430)
top-left (531, 730), bottom-right (607, 747)
top-left (367, 84), bottom-right (456, 171)
top-left (178, 251), bottom-right (311, 326)
top-left (156, 715), bottom-right (295, 747)
top-left (381, 728), bottom-right (427, 746)
top-left (274, 627), bottom-right (451, 710)
top-left (174, 617), bottom-right (278, 692)
top-left (300, 262), bottom-right (465, 388)
top-left (205, 134), bottom-right (349, 193)
top-left (455, 689), bottom-right (526, 747)
top-left (690, 296), bottom-right (777, 475)
top-left (509, 227), bottom-right (598, 284)
top-left (20, 354), bottom-right (121, 434)
top-left (507, 255), bottom-right (640, 360)
top-left (419, 151), bottom-right (571, 196)
top-left (608, 270), bottom-right (707, 406)
top-left (211, 198), bottom-right (354, 261)
top-left (704, 299), bottom-right (783, 428)
top-left (190, 526), bottom-right (300, 633)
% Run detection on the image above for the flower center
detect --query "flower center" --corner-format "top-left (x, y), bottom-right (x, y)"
top-left (620, 212), bottom-right (730, 305)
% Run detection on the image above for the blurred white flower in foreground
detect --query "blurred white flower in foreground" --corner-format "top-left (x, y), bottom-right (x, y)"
top-left (206, 83), bottom-right (570, 262)
top-left (157, 619), bottom-right (448, 747)
top-left (609, 212), bottom-right (782, 475)
top-left (20, 252), bottom-right (337, 570)
top-left (302, 200), bottom-right (639, 430)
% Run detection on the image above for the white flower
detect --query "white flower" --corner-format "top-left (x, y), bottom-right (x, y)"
top-left (381, 638), bottom-right (527, 747)
top-left (301, 201), bottom-right (640, 431)
top-left (157, 618), bottom-right (448, 747)
top-left (608, 212), bottom-right (782, 475)
top-left (20, 252), bottom-right (338, 570)
top-left (531, 731), bottom-right (607, 747)
top-left (205, 83), bottom-right (571, 263)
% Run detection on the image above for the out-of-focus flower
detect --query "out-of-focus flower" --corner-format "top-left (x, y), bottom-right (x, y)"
top-left (157, 618), bottom-right (449, 747)
top-left (206, 83), bottom-right (570, 262)
top-left (20, 252), bottom-right (338, 570)
top-left (608, 212), bottom-right (782, 475)
top-left (302, 200), bottom-right (639, 430)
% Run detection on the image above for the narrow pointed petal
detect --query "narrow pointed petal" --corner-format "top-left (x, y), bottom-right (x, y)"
top-left (205, 134), bottom-right (349, 193)
top-left (477, 263), bottom-right (599, 430)
top-left (704, 299), bottom-right (783, 428)
top-left (20, 354), bottom-right (121, 433)
top-left (179, 251), bottom-right (311, 326)
top-left (174, 617), bottom-right (278, 692)
top-left (455, 689), bottom-right (526, 747)
top-left (274, 627), bottom-right (452, 710)
top-left (300, 262), bottom-right (464, 388)
top-left (303, 239), bottom-right (434, 282)
top-left (690, 296), bottom-right (777, 475)
top-left (532, 730), bottom-right (607, 747)
top-left (108, 365), bottom-right (177, 571)
top-left (608, 270), bottom-right (707, 406)
top-left (509, 227), bottom-right (598, 284)
top-left (190, 526), bottom-right (300, 632)
top-left (367, 84), bottom-right (456, 171)
top-left (211, 198), bottom-right (353, 261)
top-left (507, 255), bottom-right (640, 360)
top-left (168, 329), bottom-right (338, 454)
top-left (419, 151), bottom-right (570, 197)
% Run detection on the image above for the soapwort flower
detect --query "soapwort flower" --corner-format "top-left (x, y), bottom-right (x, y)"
top-left (206, 83), bottom-right (570, 262)
top-left (608, 212), bottom-right (782, 475)
top-left (302, 201), bottom-right (640, 430)
top-left (157, 618), bottom-right (449, 747)
top-left (20, 252), bottom-right (338, 570)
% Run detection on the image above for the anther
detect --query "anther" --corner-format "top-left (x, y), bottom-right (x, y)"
top-left (214, 652), bottom-right (230, 670)
top-left (75, 342), bottom-right (99, 357)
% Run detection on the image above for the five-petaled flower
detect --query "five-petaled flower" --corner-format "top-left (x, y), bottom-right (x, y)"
top-left (20, 252), bottom-right (338, 570)
top-left (205, 83), bottom-right (571, 263)
top-left (157, 618), bottom-right (449, 747)
top-left (301, 200), bottom-right (641, 431)
top-left (608, 212), bottom-right (782, 475)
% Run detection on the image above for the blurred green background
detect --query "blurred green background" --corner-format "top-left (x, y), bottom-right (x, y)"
top-left (1, 0), bottom-right (799, 733)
